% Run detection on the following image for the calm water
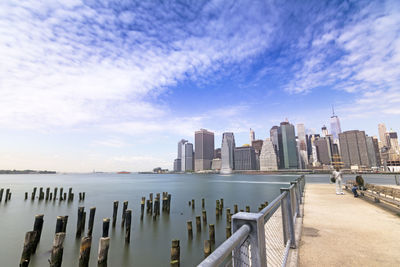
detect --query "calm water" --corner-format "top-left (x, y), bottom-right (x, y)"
top-left (0, 173), bottom-right (396, 266)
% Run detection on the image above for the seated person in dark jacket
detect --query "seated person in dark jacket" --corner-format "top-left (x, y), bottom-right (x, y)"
top-left (352, 175), bottom-right (365, 197)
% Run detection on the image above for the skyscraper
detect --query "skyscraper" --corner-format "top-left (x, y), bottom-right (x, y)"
top-left (366, 136), bottom-right (380, 168)
top-left (330, 107), bottom-right (342, 142)
top-left (184, 142), bottom-right (194, 171)
top-left (251, 139), bottom-right (263, 170)
top-left (339, 130), bottom-right (370, 168)
top-left (297, 123), bottom-right (308, 169)
top-left (195, 129), bottom-right (215, 171)
top-left (321, 125), bottom-right (328, 137)
top-left (278, 121), bottom-right (299, 169)
top-left (387, 131), bottom-right (400, 160)
top-left (178, 139), bottom-right (188, 172)
top-left (234, 146), bottom-right (256, 170)
top-left (249, 128), bottom-right (255, 144)
top-left (270, 126), bottom-right (280, 166)
top-left (378, 123), bottom-right (388, 147)
top-left (260, 138), bottom-right (278, 171)
top-left (221, 132), bottom-right (235, 174)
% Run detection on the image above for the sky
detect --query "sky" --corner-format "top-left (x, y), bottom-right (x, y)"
top-left (0, 0), bottom-right (399, 172)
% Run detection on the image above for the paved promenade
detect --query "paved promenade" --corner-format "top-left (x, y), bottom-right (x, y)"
top-left (299, 184), bottom-right (400, 267)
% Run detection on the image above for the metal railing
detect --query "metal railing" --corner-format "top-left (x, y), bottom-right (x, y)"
top-left (198, 175), bottom-right (305, 267)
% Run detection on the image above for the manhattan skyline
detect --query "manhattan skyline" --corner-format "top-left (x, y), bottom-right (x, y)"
top-left (0, 0), bottom-right (399, 172)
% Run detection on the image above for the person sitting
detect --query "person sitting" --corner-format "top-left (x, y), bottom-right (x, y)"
top-left (352, 175), bottom-right (364, 197)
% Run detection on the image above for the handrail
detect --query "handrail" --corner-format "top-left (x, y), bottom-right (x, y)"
top-left (197, 224), bottom-right (251, 267)
top-left (260, 190), bottom-right (287, 223)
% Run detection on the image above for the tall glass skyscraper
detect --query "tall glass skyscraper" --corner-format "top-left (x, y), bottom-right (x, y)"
top-left (330, 108), bottom-right (342, 142)
top-left (194, 129), bottom-right (215, 171)
top-left (278, 121), bottom-right (299, 169)
top-left (221, 132), bottom-right (235, 174)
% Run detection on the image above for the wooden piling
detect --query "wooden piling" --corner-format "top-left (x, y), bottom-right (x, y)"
top-left (112, 201), bottom-right (118, 227)
top-left (196, 216), bottom-right (201, 232)
top-left (39, 187), bottom-right (43, 200)
top-left (187, 221), bottom-right (193, 238)
top-left (78, 236), bottom-right (91, 267)
top-left (167, 194), bottom-right (171, 213)
top-left (102, 218), bottom-right (110, 238)
top-left (234, 204), bottom-right (238, 214)
top-left (59, 187), bottom-right (63, 201)
top-left (191, 199), bottom-right (195, 209)
top-left (140, 197), bottom-right (145, 220)
top-left (68, 188), bottom-right (73, 201)
top-left (226, 208), bottom-right (231, 224)
top-left (82, 212), bottom-right (86, 234)
top-left (32, 214), bottom-right (44, 253)
top-left (202, 198), bottom-right (205, 208)
top-left (226, 226), bottom-right (231, 239)
top-left (82, 192), bottom-right (85, 200)
top-left (125, 210), bottom-right (132, 243)
top-left (46, 187), bottom-right (50, 201)
top-left (246, 206), bottom-right (250, 212)
top-left (0, 188), bottom-right (3, 202)
top-left (202, 210), bottom-right (207, 224)
top-left (170, 240), bottom-right (180, 266)
top-left (76, 207), bottom-right (85, 238)
top-left (49, 232), bottom-right (66, 267)
top-left (50, 192), bottom-right (53, 200)
top-left (209, 224), bottom-right (215, 243)
top-left (63, 192), bottom-right (67, 201)
top-left (53, 187), bottom-right (58, 201)
top-left (97, 237), bottom-right (110, 267)
top-left (220, 198), bottom-right (224, 209)
top-left (62, 216), bottom-right (68, 232)
top-left (25, 192), bottom-right (28, 200)
top-left (121, 201), bottom-right (128, 227)
top-left (55, 216), bottom-right (63, 233)
top-left (32, 187), bottom-right (37, 201)
top-left (20, 231), bottom-right (37, 267)
top-left (5, 188), bottom-right (10, 202)
top-left (204, 240), bottom-right (211, 258)
top-left (88, 207), bottom-right (96, 237)
top-left (8, 192), bottom-right (11, 200)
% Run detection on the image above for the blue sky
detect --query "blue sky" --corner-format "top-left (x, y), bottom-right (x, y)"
top-left (0, 0), bottom-right (399, 172)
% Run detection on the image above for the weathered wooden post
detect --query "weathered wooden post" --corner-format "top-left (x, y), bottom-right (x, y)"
top-left (50, 192), bottom-right (53, 200)
top-left (125, 210), bottom-right (132, 243)
top-left (246, 206), bottom-right (250, 212)
top-left (140, 197), bottom-right (145, 220)
top-left (55, 216), bottom-right (63, 233)
top-left (187, 221), bottom-right (193, 239)
top-left (202, 210), bottom-right (207, 224)
top-left (76, 207), bottom-right (85, 238)
top-left (226, 226), bottom-right (231, 239)
top-left (63, 192), bottom-right (67, 201)
top-left (202, 198), bottom-right (205, 208)
top-left (196, 216), bottom-right (201, 232)
top-left (0, 188), bottom-right (3, 202)
top-left (62, 216), bottom-right (68, 233)
top-left (226, 208), bottom-right (231, 224)
top-left (59, 187), bottom-right (63, 201)
top-left (82, 192), bottom-right (85, 200)
top-left (167, 194), bottom-right (171, 213)
top-left (234, 204), bottom-right (238, 214)
top-left (121, 201), bottom-right (128, 227)
top-left (97, 237), bottom-right (110, 267)
top-left (78, 236), bottom-right (91, 267)
top-left (32, 214), bottom-right (44, 253)
top-left (191, 199), bottom-right (195, 209)
top-left (209, 224), bottom-right (215, 243)
top-left (112, 201), bottom-right (118, 227)
top-left (170, 240), bottom-right (180, 266)
top-left (46, 187), bottom-right (50, 201)
top-left (88, 207), bottom-right (96, 237)
top-left (5, 188), bottom-right (10, 202)
top-left (32, 187), bottom-right (37, 201)
top-left (49, 232), bottom-right (66, 267)
top-left (25, 192), bottom-right (28, 200)
top-left (68, 188), bottom-right (73, 201)
top-left (102, 218), bottom-right (110, 238)
top-left (53, 187), bottom-right (58, 201)
top-left (20, 231), bottom-right (37, 266)
top-left (8, 192), bottom-right (11, 201)
top-left (220, 198), bottom-right (224, 209)
top-left (204, 240), bottom-right (211, 258)
top-left (39, 187), bottom-right (43, 200)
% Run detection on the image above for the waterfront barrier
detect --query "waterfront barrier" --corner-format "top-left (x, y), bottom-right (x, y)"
top-left (198, 175), bottom-right (305, 267)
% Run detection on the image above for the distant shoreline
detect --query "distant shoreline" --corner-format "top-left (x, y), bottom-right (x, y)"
top-left (0, 170), bottom-right (56, 174)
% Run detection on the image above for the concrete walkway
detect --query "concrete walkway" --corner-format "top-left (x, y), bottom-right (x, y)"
top-left (299, 184), bottom-right (400, 267)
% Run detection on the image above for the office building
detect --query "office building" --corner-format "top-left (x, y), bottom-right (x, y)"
top-left (173, 159), bottom-right (181, 172)
top-left (252, 139), bottom-right (264, 170)
top-left (176, 139), bottom-right (188, 172)
top-left (378, 123), bottom-right (388, 147)
top-left (195, 129), bottom-right (215, 171)
top-left (234, 146), bottom-right (256, 170)
top-left (387, 131), bottom-right (400, 161)
top-left (184, 143), bottom-right (194, 171)
top-left (366, 136), bottom-right (380, 168)
top-left (260, 138), bottom-right (278, 171)
top-left (297, 123), bottom-right (308, 169)
top-left (339, 130), bottom-right (370, 168)
top-left (315, 137), bottom-right (332, 165)
top-left (249, 128), bottom-right (255, 144)
top-left (221, 132), bottom-right (236, 174)
top-left (330, 108), bottom-right (342, 142)
top-left (270, 126), bottom-right (280, 166)
top-left (321, 125), bottom-right (328, 137)
top-left (278, 121), bottom-right (299, 169)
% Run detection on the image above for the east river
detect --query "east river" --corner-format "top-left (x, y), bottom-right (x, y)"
top-left (0, 173), bottom-right (396, 266)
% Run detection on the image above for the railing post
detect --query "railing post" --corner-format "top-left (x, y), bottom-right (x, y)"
top-left (232, 212), bottom-right (267, 267)
top-left (280, 189), bottom-right (296, 249)
top-left (290, 181), bottom-right (301, 218)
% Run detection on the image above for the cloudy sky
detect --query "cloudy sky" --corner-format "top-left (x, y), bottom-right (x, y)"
top-left (0, 0), bottom-right (399, 172)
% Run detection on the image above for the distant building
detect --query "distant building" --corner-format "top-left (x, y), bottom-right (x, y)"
top-left (297, 123), bottom-right (308, 169)
top-left (315, 137), bottom-right (332, 165)
top-left (260, 138), bottom-right (278, 171)
top-left (278, 121), bottom-right (299, 169)
top-left (234, 146), bottom-right (256, 170)
top-left (195, 129), bottom-right (215, 171)
top-left (366, 136), bottom-right (380, 168)
top-left (221, 132), bottom-right (236, 174)
top-left (339, 130), bottom-right (370, 168)
top-left (249, 128), bottom-right (255, 144)
top-left (214, 148), bottom-right (221, 159)
top-left (378, 123), bottom-right (388, 147)
top-left (176, 139), bottom-right (188, 172)
top-left (321, 125), bottom-right (328, 137)
top-left (184, 143), bottom-right (194, 171)
top-left (211, 158), bottom-right (222, 171)
top-left (387, 131), bottom-right (400, 161)
top-left (252, 139), bottom-right (264, 170)
top-left (330, 108), bottom-right (342, 143)
top-left (270, 126), bottom-right (280, 166)
top-left (173, 159), bottom-right (181, 172)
